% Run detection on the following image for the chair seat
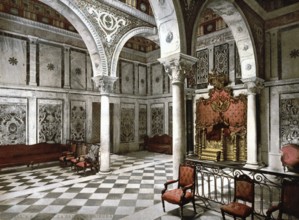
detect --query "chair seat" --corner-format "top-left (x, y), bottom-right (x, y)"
top-left (162, 188), bottom-right (193, 204)
top-left (221, 202), bottom-right (253, 218)
top-left (76, 161), bottom-right (91, 168)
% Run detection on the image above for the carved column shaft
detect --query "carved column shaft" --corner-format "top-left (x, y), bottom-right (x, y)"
top-left (92, 75), bottom-right (117, 173)
top-left (242, 77), bottom-right (264, 167)
top-left (159, 53), bottom-right (197, 179)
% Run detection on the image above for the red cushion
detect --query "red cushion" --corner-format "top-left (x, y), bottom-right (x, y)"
top-left (221, 202), bottom-right (252, 217)
top-left (162, 189), bottom-right (193, 204)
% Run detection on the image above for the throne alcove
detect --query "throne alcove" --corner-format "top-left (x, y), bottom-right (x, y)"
top-left (195, 72), bottom-right (247, 162)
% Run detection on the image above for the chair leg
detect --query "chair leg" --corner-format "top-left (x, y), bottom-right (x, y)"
top-left (162, 199), bottom-right (165, 212)
top-left (180, 206), bottom-right (183, 219)
top-left (221, 210), bottom-right (226, 220)
top-left (192, 198), bottom-right (196, 213)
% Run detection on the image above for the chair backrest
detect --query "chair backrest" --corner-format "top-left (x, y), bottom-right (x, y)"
top-left (280, 179), bottom-right (299, 218)
top-left (234, 174), bottom-right (254, 204)
top-left (85, 144), bottom-right (100, 163)
top-left (178, 164), bottom-right (196, 189)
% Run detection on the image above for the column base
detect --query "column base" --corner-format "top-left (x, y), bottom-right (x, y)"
top-left (243, 163), bottom-right (264, 169)
top-left (98, 170), bottom-right (111, 175)
top-left (29, 82), bottom-right (37, 86)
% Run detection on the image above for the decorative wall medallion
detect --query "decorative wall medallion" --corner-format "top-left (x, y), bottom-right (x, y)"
top-left (125, 76), bottom-right (130, 82)
top-left (0, 104), bottom-right (26, 144)
top-left (47, 63), bottom-right (55, 71)
top-left (155, 77), bottom-right (160, 83)
top-left (140, 79), bottom-right (145, 84)
top-left (166, 31), bottom-right (173, 43)
top-left (88, 8), bottom-right (128, 43)
top-left (8, 57), bottom-right (18, 65)
top-left (75, 68), bottom-right (82, 75)
top-left (290, 49), bottom-right (299, 58)
top-left (39, 104), bottom-right (62, 143)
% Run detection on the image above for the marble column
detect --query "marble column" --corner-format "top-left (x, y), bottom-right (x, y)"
top-left (63, 45), bottom-right (70, 89)
top-left (92, 75), bottom-right (117, 173)
top-left (159, 53), bottom-right (197, 179)
top-left (28, 36), bottom-right (38, 86)
top-left (242, 77), bottom-right (264, 167)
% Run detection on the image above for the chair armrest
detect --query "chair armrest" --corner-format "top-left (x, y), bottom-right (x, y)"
top-left (164, 179), bottom-right (178, 187)
top-left (182, 183), bottom-right (194, 192)
top-left (266, 204), bottom-right (280, 219)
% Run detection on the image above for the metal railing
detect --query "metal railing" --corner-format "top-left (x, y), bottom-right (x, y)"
top-left (186, 157), bottom-right (299, 219)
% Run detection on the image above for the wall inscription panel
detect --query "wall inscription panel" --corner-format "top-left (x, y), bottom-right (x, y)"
top-left (38, 100), bottom-right (62, 143)
top-left (39, 43), bottom-right (62, 88)
top-left (0, 35), bottom-right (27, 86)
top-left (0, 101), bottom-right (26, 145)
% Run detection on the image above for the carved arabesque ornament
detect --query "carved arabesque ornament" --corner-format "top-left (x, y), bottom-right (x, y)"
top-left (92, 75), bottom-right (118, 95)
top-left (88, 8), bottom-right (128, 44)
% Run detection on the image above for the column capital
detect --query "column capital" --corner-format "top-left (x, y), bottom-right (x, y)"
top-left (27, 35), bottom-right (38, 44)
top-left (92, 75), bottom-right (118, 95)
top-left (158, 53), bottom-right (197, 84)
top-left (242, 77), bottom-right (264, 95)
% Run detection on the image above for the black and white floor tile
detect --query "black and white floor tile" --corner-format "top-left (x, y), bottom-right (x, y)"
top-left (0, 151), bottom-right (222, 220)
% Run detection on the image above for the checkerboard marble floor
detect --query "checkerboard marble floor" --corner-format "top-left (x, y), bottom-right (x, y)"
top-left (0, 151), bottom-right (222, 220)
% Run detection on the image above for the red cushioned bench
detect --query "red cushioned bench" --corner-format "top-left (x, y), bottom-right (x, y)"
top-left (281, 144), bottom-right (299, 172)
top-left (0, 142), bottom-right (68, 169)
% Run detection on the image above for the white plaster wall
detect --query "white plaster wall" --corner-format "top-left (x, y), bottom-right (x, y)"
top-left (39, 43), bottom-right (62, 88)
top-left (0, 35), bottom-right (27, 86)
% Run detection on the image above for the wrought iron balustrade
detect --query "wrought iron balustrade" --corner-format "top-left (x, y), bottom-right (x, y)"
top-left (186, 157), bottom-right (299, 220)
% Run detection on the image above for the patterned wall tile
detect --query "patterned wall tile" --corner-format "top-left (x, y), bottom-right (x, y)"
top-left (0, 103), bottom-right (26, 144)
top-left (38, 100), bottom-right (62, 143)
top-left (151, 104), bottom-right (164, 135)
top-left (120, 104), bottom-right (135, 143)
top-left (70, 101), bottom-right (86, 141)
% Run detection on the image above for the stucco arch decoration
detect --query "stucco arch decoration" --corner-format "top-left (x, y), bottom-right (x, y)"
top-left (148, 0), bottom-right (181, 58)
top-left (195, 0), bottom-right (257, 79)
top-left (39, 0), bottom-right (108, 76)
top-left (111, 27), bottom-right (157, 77)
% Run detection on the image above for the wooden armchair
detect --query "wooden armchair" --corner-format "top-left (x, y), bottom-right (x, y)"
top-left (266, 179), bottom-right (299, 220)
top-left (75, 144), bottom-right (100, 175)
top-left (161, 164), bottom-right (196, 218)
top-left (59, 140), bottom-right (77, 166)
top-left (221, 174), bottom-right (255, 220)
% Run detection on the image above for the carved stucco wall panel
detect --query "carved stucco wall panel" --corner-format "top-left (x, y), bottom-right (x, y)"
top-left (120, 104), bottom-right (135, 143)
top-left (38, 100), bottom-right (62, 143)
top-left (0, 100), bottom-right (27, 145)
top-left (70, 101), bottom-right (86, 142)
top-left (139, 104), bottom-right (147, 141)
top-left (151, 103), bottom-right (164, 135)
